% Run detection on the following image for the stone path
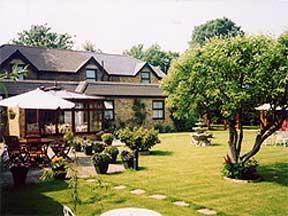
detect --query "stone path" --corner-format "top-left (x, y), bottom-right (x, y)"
top-left (113, 185), bottom-right (127, 190)
top-left (197, 208), bottom-right (217, 215)
top-left (148, 194), bottom-right (167, 200)
top-left (130, 189), bottom-right (146, 195)
top-left (173, 201), bottom-right (189, 207)
top-left (112, 184), bottom-right (217, 214)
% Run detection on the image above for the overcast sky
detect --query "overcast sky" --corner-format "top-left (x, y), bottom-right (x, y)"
top-left (0, 0), bottom-right (287, 54)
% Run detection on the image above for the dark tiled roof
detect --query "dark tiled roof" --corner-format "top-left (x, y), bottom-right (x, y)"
top-left (84, 81), bottom-right (166, 97)
top-left (0, 44), bottom-right (166, 78)
top-left (0, 80), bottom-right (166, 98)
top-left (0, 80), bottom-right (78, 96)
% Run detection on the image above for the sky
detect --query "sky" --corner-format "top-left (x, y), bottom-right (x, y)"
top-left (0, 0), bottom-right (287, 54)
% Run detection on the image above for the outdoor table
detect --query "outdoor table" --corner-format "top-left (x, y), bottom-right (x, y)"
top-left (19, 138), bottom-right (54, 167)
top-left (100, 208), bottom-right (162, 216)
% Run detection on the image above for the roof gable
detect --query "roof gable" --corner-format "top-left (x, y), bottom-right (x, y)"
top-left (0, 44), bottom-right (166, 78)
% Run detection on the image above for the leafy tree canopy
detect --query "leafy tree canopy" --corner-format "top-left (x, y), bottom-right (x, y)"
top-left (12, 24), bottom-right (74, 49)
top-left (82, 40), bottom-right (102, 53)
top-left (189, 17), bottom-right (244, 47)
top-left (162, 34), bottom-right (288, 164)
top-left (123, 44), bottom-right (179, 73)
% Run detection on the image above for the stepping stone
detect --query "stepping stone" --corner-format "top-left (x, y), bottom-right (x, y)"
top-left (113, 185), bottom-right (127, 190)
top-left (148, 194), bottom-right (167, 200)
top-left (130, 189), bottom-right (145, 195)
top-left (197, 208), bottom-right (217, 215)
top-left (86, 179), bottom-right (96, 182)
top-left (173, 201), bottom-right (189, 207)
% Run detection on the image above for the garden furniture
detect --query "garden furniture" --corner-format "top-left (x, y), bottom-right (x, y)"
top-left (49, 139), bottom-right (72, 162)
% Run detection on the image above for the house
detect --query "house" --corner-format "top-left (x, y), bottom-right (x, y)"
top-left (0, 44), bottom-right (173, 137)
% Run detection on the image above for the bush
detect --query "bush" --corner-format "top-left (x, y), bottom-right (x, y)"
top-left (116, 127), bottom-right (160, 152)
top-left (154, 124), bottom-right (175, 133)
top-left (222, 155), bottom-right (259, 180)
top-left (101, 133), bottom-right (114, 145)
top-left (92, 142), bottom-right (105, 153)
top-left (105, 146), bottom-right (119, 163)
top-left (95, 131), bottom-right (105, 141)
top-left (91, 153), bottom-right (110, 165)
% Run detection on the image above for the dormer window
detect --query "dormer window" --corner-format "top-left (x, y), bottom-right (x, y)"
top-left (86, 69), bottom-right (97, 81)
top-left (140, 72), bottom-right (151, 84)
top-left (10, 64), bottom-right (25, 80)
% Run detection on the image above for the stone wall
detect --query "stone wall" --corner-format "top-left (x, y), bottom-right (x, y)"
top-left (111, 97), bottom-right (173, 128)
top-left (119, 66), bottom-right (161, 84)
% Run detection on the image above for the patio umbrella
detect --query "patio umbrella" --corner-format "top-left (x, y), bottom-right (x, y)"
top-left (0, 88), bottom-right (75, 110)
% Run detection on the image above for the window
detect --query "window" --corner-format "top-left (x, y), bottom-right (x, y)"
top-left (140, 72), bottom-right (151, 84)
top-left (104, 100), bottom-right (114, 120)
top-left (10, 64), bottom-right (25, 80)
top-left (86, 69), bottom-right (97, 81)
top-left (152, 100), bottom-right (164, 120)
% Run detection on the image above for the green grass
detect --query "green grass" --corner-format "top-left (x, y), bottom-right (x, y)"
top-left (2, 130), bottom-right (288, 216)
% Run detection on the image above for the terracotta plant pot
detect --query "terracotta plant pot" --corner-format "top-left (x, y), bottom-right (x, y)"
top-left (10, 167), bottom-right (29, 186)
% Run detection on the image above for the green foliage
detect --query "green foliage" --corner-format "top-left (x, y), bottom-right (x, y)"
top-left (104, 146), bottom-right (119, 157)
top-left (91, 153), bottom-right (111, 165)
top-left (101, 133), bottom-right (114, 145)
top-left (92, 142), bottom-right (105, 153)
top-left (189, 17), bottom-right (244, 47)
top-left (12, 23), bottom-right (74, 49)
top-left (154, 124), bottom-right (176, 133)
top-left (68, 164), bottom-right (80, 214)
top-left (222, 155), bottom-right (258, 180)
top-left (116, 127), bottom-right (160, 151)
top-left (131, 99), bottom-right (146, 126)
top-left (162, 34), bottom-right (288, 163)
top-left (120, 150), bottom-right (134, 162)
top-left (39, 169), bottom-right (55, 182)
top-left (82, 40), bottom-right (102, 53)
top-left (123, 43), bottom-right (179, 73)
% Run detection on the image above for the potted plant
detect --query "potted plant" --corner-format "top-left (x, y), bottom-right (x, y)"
top-left (120, 150), bottom-right (134, 169)
top-left (74, 136), bottom-right (83, 152)
top-left (92, 142), bottom-right (105, 153)
top-left (83, 139), bottom-right (93, 155)
top-left (101, 133), bottom-right (114, 145)
top-left (8, 151), bottom-right (31, 186)
top-left (95, 130), bottom-right (105, 141)
top-left (8, 109), bottom-right (16, 120)
top-left (51, 156), bottom-right (67, 180)
top-left (105, 146), bottom-right (119, 163)
top-left (91, 153), bottom-right (110, 174)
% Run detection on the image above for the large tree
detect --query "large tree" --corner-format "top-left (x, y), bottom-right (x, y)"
top-left (189, 17), bottom-right (244, 47)
top-left (12, 24), bottom-right (74, 49)
top-left (162, 34), bottom-right (288, 164)
top-left (123, 44), bottom-right (179, 73)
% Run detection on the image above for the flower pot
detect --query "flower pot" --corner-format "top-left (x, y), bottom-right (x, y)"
top-left (122, 159), bottom-right (133, 169)
top-left (93, 162), bottom-right (109, 174)
top-left (84, 146), bottom-right (93, 155)
top-left (10, 167), bottom-right (29, 186)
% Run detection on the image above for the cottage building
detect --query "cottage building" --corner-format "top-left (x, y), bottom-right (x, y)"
top-left (0, 44), bottom-right (173, 137)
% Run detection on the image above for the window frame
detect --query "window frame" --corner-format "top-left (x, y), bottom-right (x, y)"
top-left (104, 100), bottom-right (115, 121)
top-left (152, 100), bottom-right (165, 120)
top-left (10, 64), bottom-right (25, 80)
top-left (85, 68), bottom-right (97, 81)
top-left (140, 71), bottom-right (151, 84)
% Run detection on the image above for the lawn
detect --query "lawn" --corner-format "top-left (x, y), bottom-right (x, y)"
top-left (1, 130), bottom-right (288, 216)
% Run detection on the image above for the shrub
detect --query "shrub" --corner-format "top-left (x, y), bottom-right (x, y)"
top-left (222, 155), bottom-right (259, 180)
top-left (91, 153), bottom-right (110, 165)
top-left (116, 127), bottom-right (160, 151)
top-left (92, 142), bottom-right (105, 153)
top-left (105, 146), bottom-right (119, 163)
top-left (101, 133), bottom-right (114, 145)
